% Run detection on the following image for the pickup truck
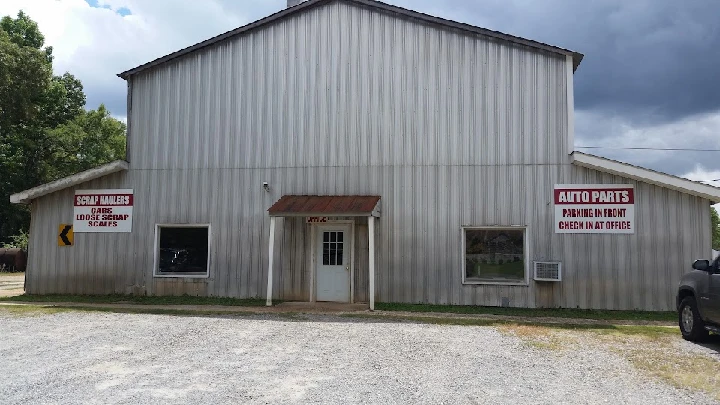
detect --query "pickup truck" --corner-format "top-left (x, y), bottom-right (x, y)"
top-left (677, 258), bottom-right (720, 341)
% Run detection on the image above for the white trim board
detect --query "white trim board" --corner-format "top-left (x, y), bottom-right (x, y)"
top-left (10, 160), bottom-right (129, 204)
top-left (566, 54), bottom-right (575, 156)
top-left (571, 152), bottom-right (720, 203)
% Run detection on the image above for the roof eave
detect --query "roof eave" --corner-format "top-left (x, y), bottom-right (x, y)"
top-left (571, 152), bottom-right (720, 203)
top-left (117, 0), bottom-right (331, 80)
top-left (117, 0), bottom-right (583, 80)
top-left (10, 160), bottom-right (129, 204)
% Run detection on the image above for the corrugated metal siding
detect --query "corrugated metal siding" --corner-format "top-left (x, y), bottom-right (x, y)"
top-left (128, 2), bottom-right (568, 170)
top-left (26, 165), bottom-right (710, 310)
top-left (23, 2), bottom-right (710, 310)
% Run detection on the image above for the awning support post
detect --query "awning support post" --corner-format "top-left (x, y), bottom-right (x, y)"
top-left (368, 216), bottom-right (375, 311)
top-left (266, 217), bottom-right (277, 306)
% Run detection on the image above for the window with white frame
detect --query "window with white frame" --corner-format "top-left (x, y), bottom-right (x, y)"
top-left (463, 227), bottom-right (526, 284)
top-left (155, 225), bottom-right (210, 277)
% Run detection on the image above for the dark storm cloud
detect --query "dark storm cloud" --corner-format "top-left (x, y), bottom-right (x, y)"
top-left (392, 0), bottom-right (720, 125)
top-left (574, 109), bottom-right (720, 175)
top-left (83, 78), bottom-right (127, 117)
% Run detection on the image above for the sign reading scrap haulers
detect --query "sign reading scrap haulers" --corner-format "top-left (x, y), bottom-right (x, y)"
top-left (73, 189), bottom-right (133, 233)
top-left (554, 184), bottom-right (635, 234)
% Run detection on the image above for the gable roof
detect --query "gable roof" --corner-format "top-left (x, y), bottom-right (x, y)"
top-left (118, 0), bottom-right (583, 80)
top-left (571, 152), bottom-right (720, 203)
top-left (9, 160), bottom-right (129, 204)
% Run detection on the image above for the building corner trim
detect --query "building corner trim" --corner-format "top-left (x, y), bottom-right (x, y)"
top-left (566, 54), bottom-right (575, 156)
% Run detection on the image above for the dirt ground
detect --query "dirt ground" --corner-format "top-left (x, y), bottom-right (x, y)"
top-left (0, 272), bottom-right (24, 297)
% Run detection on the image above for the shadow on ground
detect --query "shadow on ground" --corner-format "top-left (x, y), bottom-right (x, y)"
top-left (694, 334), bottom-right (720, 354)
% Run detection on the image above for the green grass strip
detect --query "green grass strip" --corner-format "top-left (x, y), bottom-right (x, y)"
top-left (0, 294), bottom-right (272, 307)
top-left (375, 302), bottom-right (676, 322)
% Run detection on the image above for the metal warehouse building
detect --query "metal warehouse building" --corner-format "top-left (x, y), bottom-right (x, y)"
top-left (11, 0), bottom-right (720, 311)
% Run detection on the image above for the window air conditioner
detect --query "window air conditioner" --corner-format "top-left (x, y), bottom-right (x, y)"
top-left (533, 261), bottom-right (562, 282)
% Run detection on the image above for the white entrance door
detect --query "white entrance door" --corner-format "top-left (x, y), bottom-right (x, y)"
top-left (316, 225), bottom-right (351, 302)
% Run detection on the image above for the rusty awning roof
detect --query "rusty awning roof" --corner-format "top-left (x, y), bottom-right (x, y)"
top-left (268, 195), bottom-right (381, 217)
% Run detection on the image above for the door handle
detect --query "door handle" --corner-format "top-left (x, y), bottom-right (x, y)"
top-left (346, 266), bottom-right (349, 271)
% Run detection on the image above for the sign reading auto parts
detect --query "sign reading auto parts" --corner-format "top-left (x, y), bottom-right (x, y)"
top-left (554, 184), bottom-right (634, 234)
top-left (73, 189), bottom-right (133, 233)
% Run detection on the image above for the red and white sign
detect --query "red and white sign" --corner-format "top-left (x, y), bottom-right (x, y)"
top-left (73, 189), bottom-right (133, 233)
top-left (554, 184), bottom-right (634, 234)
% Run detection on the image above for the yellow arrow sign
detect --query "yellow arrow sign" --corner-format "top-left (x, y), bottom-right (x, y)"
top-left (58, 224), bottom-right (73, 246)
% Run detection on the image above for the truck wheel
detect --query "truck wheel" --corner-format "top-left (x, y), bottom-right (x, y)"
top-left (678, 296), bottom-right (708, 342)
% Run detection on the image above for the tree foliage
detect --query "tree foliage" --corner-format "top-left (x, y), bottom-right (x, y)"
top-left (0, 12), bottom-right (125, 244)
top-left (0, 11), bottom-right (48, 52)
top-left (48, 105), bottom-right (126, 178)
top-left (712, 207), bottom-right (720, 251)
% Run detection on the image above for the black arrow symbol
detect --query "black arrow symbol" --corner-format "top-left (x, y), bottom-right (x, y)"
top-left (60, 225), bottom-right (72, 246)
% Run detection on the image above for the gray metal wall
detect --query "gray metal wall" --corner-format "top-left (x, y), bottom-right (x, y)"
top-left (127, 1), bottom-right (569, 170)
top-left (26, 164), bottom-right (710, 311)
top-left (23, 1), bottom-right (711, 310)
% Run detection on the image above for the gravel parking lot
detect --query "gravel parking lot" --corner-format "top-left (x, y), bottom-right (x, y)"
top-left (0, 310), bottom-right (717, 405)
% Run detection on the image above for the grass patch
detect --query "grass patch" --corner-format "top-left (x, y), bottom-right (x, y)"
top-left (497, 324), bottom-right (571, 351)
top-left (0, 303), bottom-right (259, 317)
top-left (0, 271), bottom-right (24, 276)
top-left (627, 348), bottom-right (720, 400)
top-left (0, 305), bottom-right (72, 317)
top-left (466, 260), bottom-right (525, 280)
top-left (341, 313), bottom-right (679, 337)
top-left (588, 332), bottom-right (720, 400)
top-left (593, 324), bottom-right (679, 339)
top-left (0, 294), bottom-right (272, 307)
top-left (274, 312), bottom-right (310, 321)
top-left (376, 302), bottom-right (676, 322)
top-left (55, 305), bottom-right (258, 317)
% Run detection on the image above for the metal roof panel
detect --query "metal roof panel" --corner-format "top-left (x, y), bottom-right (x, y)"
top-left (268, 195), bottom-right (381, 216)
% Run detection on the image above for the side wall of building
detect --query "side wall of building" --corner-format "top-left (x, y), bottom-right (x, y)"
top-left (25, 164), bottom-right (710, 311)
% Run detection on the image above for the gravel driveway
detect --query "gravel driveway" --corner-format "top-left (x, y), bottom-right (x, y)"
top-left (0, 311), bottom-right (716, 405)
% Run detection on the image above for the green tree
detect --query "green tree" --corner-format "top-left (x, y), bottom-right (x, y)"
top-left (48, 105), bottom-right (126, 177)
top-left (712, 207), bottom-right (720, 250)
top-left (0, 11), bottom-right (126, 244)
top-left (0, 13), bottom-right (53, 243)
top-left (0, 11), bottom-right (48, 52)
top-left (42, 73), bottom-right (86, 128)
top-left (0, 25), bottom-right (52, 132)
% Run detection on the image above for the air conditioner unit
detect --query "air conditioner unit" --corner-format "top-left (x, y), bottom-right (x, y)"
top-left (533, 261), bottom-right (562, 282)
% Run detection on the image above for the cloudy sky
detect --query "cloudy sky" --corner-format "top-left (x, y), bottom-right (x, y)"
top-left (2, 0), bottom-right (719, 185)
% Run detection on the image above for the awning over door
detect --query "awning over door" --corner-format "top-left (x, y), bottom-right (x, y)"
top-left (268, 195), bottom-right (381, 217)
top-left (265, 194), bottom-right (380, 310)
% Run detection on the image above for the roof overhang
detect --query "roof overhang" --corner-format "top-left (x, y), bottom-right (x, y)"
top-left (10, 160), bottom-right (129, 204)
top-left (268, 195), bottom-right (381, 217)
top-left (117, 0), bottom-right (583, 80)
top-left (571, 152), bottom-right (720, 203)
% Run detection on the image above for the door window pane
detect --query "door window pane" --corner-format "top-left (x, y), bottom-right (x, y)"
top-left (322, 231), bottom-right (344, 266)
